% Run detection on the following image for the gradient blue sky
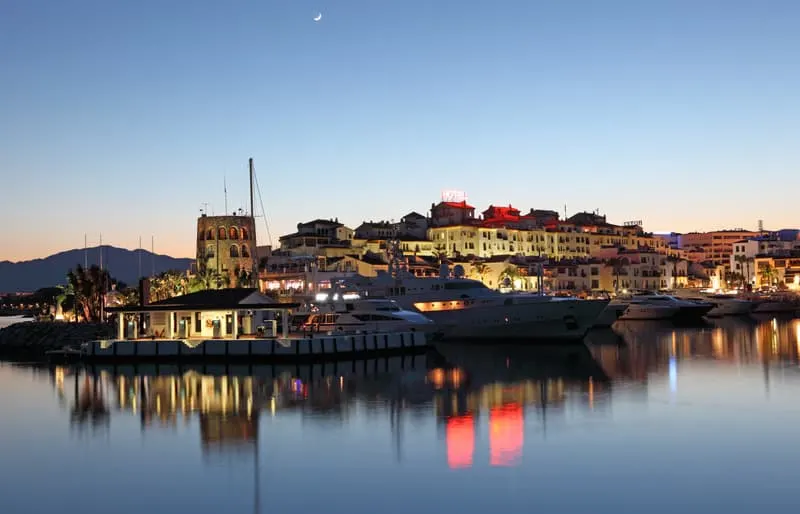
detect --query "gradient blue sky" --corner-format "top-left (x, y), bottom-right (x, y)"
top-left (1, 0), bottom-right (798, 261)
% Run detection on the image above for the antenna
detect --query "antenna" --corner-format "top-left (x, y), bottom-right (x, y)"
top-left (224, 175), bottom-right (229, 215)
top-left (249, 158), bottom-right (258, 281)
top-left (138, 236), bottom-right (142, 279)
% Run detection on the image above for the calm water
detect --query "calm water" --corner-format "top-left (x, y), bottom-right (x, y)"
top-left (3, 316), bottom-right (800, 513)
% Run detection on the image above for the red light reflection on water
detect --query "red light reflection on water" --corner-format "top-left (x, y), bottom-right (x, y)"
top-left (489, 403), bottom-right (523, 467)
top-left (446, 414), bottom-right (474, 469)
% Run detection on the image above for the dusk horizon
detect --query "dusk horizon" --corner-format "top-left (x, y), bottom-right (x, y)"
top-left (3, 0), bottom-right (799, 261)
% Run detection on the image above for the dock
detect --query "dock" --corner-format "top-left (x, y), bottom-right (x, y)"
top-left (81, 330), bottom-right (428, 362)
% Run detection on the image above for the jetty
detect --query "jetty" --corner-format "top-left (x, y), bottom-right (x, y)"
top-left (78, 288), bottom-right (427, 362)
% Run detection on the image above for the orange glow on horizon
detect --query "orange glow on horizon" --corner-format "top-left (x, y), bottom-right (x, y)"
top-left (489, 403), bottom-right (524, 467)
top-left (446, 414), bottom-right (475, 469)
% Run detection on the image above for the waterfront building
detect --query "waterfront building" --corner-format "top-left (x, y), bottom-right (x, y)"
top-left (278, 219), bottom-right (354, 256)
top-left (678, 230), bottom-right (759, 268)
top-left (753, 251), bottom-right (800, 290)
top-left (196, 214), bottom-right (256, 279)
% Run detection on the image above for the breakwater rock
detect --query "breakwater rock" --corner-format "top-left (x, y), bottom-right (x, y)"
top-left (0, 322), bottom-right (114, 360)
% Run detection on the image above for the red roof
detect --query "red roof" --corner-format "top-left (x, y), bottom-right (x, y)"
top-left (437, 201), bottom-right (474, 210)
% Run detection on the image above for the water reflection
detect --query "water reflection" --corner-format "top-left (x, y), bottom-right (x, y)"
top-left (7, 316), bottom-right (800, 513)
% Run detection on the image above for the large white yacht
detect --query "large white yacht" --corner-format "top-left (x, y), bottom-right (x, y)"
top-left (290, 293), bottom-right (438, 335)
top-left (343, 265), bottom-right (608, 343)
top-left (620, 293), bottom-right (714, 322)
top-left (613, 297), bottom-right (681, 320)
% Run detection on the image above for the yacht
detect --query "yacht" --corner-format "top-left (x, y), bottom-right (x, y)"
top-left (624, 293), bottom-right (714, 322)
top-left (614, 297), bottom-right (680, 321)
top-left (691, 294), bottom-right (754, 317)
top-left (749, 294), bottom-right (799, 314)
top-left (290, 294), bottom-right (438, 336)
top-left (593, 301), bottom-right (629, 326)
top-left (344, 267), bottom-right (609, 343)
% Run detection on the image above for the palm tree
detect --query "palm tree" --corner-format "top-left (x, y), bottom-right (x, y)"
top-left (734, 255), bottom-right (751, 289)
top-left (66, 264), bottom-right (111, 322)
top-left (760, 264), bottom-right (777, 288)
top-left (607, 257), bottom-right (625, 293)
top-left (471, 261), bottom-right (490, 284)
top-left (500, 265), bottom-right (522, 290)
top-left (665, 255), bottom-right (681, 289)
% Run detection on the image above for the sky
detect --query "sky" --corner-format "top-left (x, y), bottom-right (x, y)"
top-left (1, 0), bottom-right (799, 262)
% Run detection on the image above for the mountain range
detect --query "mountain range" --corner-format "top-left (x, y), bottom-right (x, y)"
top-left (0, 246), bottom-right (194, 292)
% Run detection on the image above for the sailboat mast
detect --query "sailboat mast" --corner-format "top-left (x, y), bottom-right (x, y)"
top-left (249, 158), bottom-right (259, 285)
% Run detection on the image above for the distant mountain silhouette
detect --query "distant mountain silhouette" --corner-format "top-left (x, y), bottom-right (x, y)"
top-left (0, 246), bottom-right (193, 292)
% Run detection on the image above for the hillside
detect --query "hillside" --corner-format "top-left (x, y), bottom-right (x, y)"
top-left (0, 246), bottom-right (193, 292)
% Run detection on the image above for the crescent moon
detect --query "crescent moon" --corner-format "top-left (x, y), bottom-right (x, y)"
top-left (313, 12), bottom-right (322, 22)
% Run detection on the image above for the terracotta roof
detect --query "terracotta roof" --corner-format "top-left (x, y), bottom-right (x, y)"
top-left (436, 201), bottom-right (475, 210)
top-left (106, 288), bottom-right (300, 312)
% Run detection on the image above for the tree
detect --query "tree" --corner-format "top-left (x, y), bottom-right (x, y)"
top-left (189, 268), bottom-right (229, 293)
top-left (607, 257), bottom-right (626, 293)
top-left (760, 264), bottom-right (777, 288)
top-left (734, 255), bottom-right (752, 288)
top-left (66, 264), bottom-right (112, 322)
top-left (149, 270), bottom-right (190, 302)
top-left (500, 265), bottom-right (522, 289)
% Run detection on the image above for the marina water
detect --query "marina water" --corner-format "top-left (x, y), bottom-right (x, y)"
top-left (2, 316), bottom-right (800, 513)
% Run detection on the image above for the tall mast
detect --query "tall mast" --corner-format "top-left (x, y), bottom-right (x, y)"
top-left (249, 158), bottom-right (259, 286)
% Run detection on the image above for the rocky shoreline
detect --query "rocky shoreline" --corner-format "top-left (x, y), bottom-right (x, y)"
top-left (0, 322), bottom-right (114, 360)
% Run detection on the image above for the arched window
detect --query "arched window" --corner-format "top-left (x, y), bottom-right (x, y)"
top-left (206, 229), bottom-right (214, 240)
top-left (218, 227), bottom-right (227, 240)
top-left (206, 245), bottom-right (215, 258)
top-left (230, 245), bottom-right (239, 258)
top-left (229, 227), bottom-right (239, 240)
top-left (241, 227), bottom-right (250, 240)
top-left (241, 245), bottom-right (250, 258)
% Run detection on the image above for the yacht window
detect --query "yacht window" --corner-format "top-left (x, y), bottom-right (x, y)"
top-left (376, 306), bottom-right (400, 312)
top-left (352, 314), bottom-right (371, 321)
top-left (444, 282), bottom-right (486, 290)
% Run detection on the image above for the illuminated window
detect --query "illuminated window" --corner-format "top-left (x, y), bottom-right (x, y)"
top-left (206, 229), bottom-right (214, 240)
top-left (229, 227), bottom-right (239, 240)
top-left (230, 245), bottom-right (239, 258)
top-left (241, 227), bottom-right (250, 240)
top-left (218, 227), bottom-right (227, 240)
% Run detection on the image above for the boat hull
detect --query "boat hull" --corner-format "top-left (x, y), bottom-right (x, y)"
top-left (593, 304), bottom-right (628, 327)
top-left (706, 300), bottom-right (754, 317)
top-left (423, 299), bottom-right (608, 343)
top-left (752, 301), bottom-right (797, 314)
top-left (618, 305), bottom-right (678, 320)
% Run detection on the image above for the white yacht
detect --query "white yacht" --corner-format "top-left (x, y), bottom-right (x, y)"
top-left (691, 294), bottom-right (754, 317)
top-left (622, 293), bottom-right (714, 322)
top-left (613, 297), bottom-right (680, 321)
top-left (290, 293), bottom-right (438, 336)
top-left (344, 266), bottom-right (608, 343)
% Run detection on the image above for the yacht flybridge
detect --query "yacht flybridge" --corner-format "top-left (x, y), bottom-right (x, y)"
top-left (341, 247), bottom-right (608, 342)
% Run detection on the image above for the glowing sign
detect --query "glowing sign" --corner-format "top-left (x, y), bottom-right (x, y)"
top-left (441, 190), bottom-right (468, 203)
